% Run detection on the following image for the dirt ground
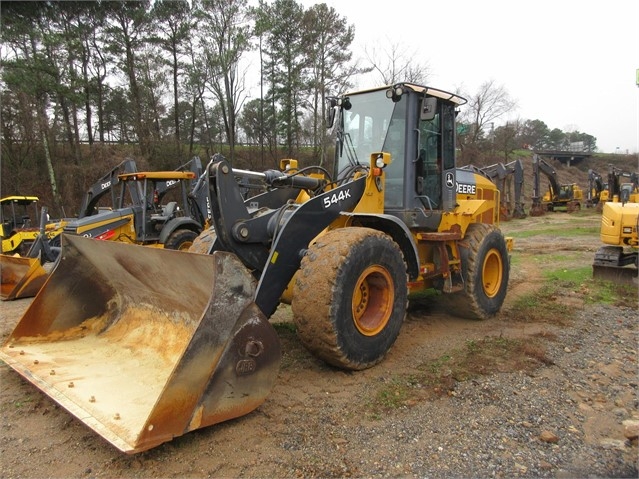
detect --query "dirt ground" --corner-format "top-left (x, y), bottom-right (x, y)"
top-left (0, 210), bottom-right (637, 478)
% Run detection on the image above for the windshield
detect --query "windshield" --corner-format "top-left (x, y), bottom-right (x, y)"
top-left (337, 89), bottom-right (397, 177)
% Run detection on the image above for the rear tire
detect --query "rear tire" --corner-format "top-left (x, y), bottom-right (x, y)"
top-left (164, 229), bottom-right (198, 251)
top-left (443, 223), bottom-right (509, 320)
top-left (292, 228), bottom-right (407, 370)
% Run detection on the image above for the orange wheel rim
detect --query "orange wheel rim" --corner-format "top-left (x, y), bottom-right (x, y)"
top-left (177, 241), bottom-right (193, 251)
top-left (482, 248), bottom-right (503, 298)
top-left (352, 265), bottom-right (394, 336)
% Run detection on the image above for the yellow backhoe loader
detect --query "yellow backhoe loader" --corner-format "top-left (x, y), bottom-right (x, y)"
top-left (1, 83), bottom-right (512, 454)
top-left (0, 160), bottom-right (137, 300)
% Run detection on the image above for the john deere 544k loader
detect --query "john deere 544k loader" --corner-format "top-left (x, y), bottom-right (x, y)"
top-left (0, 83), bottom-right (511, 453)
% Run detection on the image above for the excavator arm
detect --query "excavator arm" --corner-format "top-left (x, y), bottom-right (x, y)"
top-left (78, 159), bottom-right (137, 218)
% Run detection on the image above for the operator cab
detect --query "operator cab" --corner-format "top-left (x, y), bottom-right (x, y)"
top-left (331, 83), bottom-right (466, 230)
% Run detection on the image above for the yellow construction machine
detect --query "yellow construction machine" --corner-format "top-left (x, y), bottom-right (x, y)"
top-left (466, 159), bottom-right (526, 220)
top-left (597, 165), bottom-right (638, 208)
top-left (1, 83), bottom-right (512, 453)
top-left (530, 155), bottom-right (583, 214)
top-left (0, 197), bottom-right (64, 300)
top-left (0, 160), bottom-right (137, 301)
top-left (593, 200), bottom-right (638, 283)
top-left (1, 196), bottom-right (63, 255)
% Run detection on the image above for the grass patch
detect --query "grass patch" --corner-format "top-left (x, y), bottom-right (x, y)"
top-left (272, 321), bottom-right (318, 370)
top-left (508, 263), bottom-right (635, 323)
top-left (582, 278), bottom-right (638, 308)
top-left (368, 335), bottom-right (551, 415)
top-left (507, 226), bottom-right (599, 239)
top-left (543, 265), bottom-right (591, 283)
top-left (273, 321), bottom-right (296, 334)
top-left (508, 282), bottom-right (574, 324)
top-left (13, 397), bottom-right (33, 409)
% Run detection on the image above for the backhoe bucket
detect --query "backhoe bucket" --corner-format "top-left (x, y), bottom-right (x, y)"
top-left (0, 254), bottom-right (48, 300)
top-left (0, 234), bottom-right (281, 454)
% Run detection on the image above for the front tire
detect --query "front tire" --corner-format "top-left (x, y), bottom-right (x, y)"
top-left (292, 228), bottom-right (408, 370)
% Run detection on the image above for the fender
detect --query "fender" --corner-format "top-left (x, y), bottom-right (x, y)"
top-left (159, 216), bottom-right (202, 244)
top-left (340, 212), bottom-right (420, 281)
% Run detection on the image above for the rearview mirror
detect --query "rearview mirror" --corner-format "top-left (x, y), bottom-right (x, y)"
top-left (420, 97), bottom-right (437, 121)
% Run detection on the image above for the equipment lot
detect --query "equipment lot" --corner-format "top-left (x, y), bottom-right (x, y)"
top-left (1, 210), bottom-right (637, 478)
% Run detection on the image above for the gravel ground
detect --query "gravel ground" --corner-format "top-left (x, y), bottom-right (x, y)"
top-left (1, 211), bottom-right (638, 478)
top-left (247, 304), bottom-right (639, 479)
top-left (358, 304), bottom-right (638, 479)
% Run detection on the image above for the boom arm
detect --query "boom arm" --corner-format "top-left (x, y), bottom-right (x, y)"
top-left (534, 156), bottom-right (561, 200)
top-left (206, 155), bottom-right (368, 316)
top-left (78, 159), bottom-right (137, 218)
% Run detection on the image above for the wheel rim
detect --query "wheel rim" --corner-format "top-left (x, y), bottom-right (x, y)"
top-left (482, 248), bottom-right (503, 298)
top-left (352, 265), bottom-right (394, 336)
top-left (177, 241), bottom-right (193, 251)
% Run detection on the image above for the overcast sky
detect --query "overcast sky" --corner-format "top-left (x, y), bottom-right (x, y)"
top-left (296, 0), bottom-right (639, 154)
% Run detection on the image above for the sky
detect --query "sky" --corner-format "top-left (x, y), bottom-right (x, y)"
top-left (292, 0), bottom-right (639, 154)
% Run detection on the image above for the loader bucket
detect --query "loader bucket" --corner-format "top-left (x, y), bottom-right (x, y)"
top-left (0, 234), bottom-right (281, 454)
top-left (0, 254), bottom-right (48, 300)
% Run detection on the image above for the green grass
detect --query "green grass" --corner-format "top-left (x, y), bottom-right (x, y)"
top-left (507, 226), bottom-right (599, 239)
top-left (543, 265), bottom-right (592, 283)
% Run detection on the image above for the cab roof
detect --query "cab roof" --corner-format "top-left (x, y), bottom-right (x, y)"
top-left (345, 83), bottom-right (467, 106)
top-left (1, 196), bottom-right (39, 205)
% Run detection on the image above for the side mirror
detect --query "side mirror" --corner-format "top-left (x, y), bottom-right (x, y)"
top-left (325, 97), bottom-right (337, 128)
top-left (420, 97), bottom-right (437, 121)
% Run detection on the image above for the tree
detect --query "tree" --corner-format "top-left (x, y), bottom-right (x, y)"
top-left (493, 121), bottom-right (520, 162)
top-left (1, 2), bottom-right (63, 211)
top-left (103, 0), bottom-right (153, 156)
top-left (303, 3), bottom-right (356, 165)
top-left (547, 128), bottom-right (566, 150)
top-left (363, 40), bottom-right (430, 86)
top-left (518, 119), bottom-right (550, 150)
top-left (197, 0), bottom-right (252, 164)
top-left (458, 80), bottom-right (517, 164)
top-left (254, 0), bottom-right (308, 158)
top-left (151, 0), bottom-right (193, 155)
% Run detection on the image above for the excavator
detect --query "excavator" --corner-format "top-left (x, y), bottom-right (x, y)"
top-left (472, 159), bottom-right (526, 220)
top-left (0, 83), bottom-right (512, 454)
top-left (593, 199), bottom-right (638, 283)
top-left (598, 165), bottom-right (639, 206)
top-left (586, 169), bottom-right (605, 208)
top-left (530, 155), bottom-right (583, 215)
top-left (593, 166), bottom-right (638, 282)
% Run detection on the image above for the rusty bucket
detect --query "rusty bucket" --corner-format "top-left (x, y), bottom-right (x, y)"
top-left (0, 234), bottom-right (280, 453)
top-left (0, 254), bottom-right (48, 300)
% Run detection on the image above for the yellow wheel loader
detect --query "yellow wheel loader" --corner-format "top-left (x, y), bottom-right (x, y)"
top-left (0, 197), bottom-right (65, 300)
top-left (0, 83), bottom-right (512, 453)
top-left (1, 196), bottom-right (63, 255)
top-left (0, 206), bottom-right (61, 300)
